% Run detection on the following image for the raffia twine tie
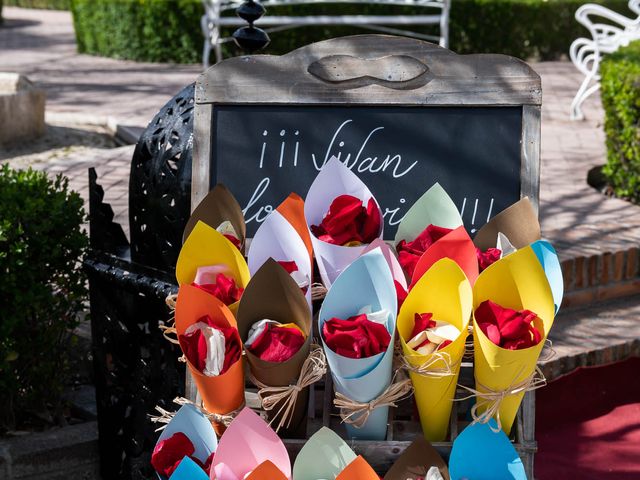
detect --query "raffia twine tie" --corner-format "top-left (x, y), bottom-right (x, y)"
top-left (159, 293), bottom-right (180, 345)
top-left (334, 372), bottom-right (414, 428)
top-left (149, 397), bottom-right (244, 431)
top-left (311, 282), bottom-right (327, 301)
top-left (248, 344), bottom-right (327, 433)
top-left (401, 351), bottom-right (461, 378)
top-left (165, 293), bottom-right (177, 312)
top-left (458, 366), bottom-right (547, 432)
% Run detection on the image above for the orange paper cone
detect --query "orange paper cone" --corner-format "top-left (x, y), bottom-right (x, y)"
top-left (174, 284), bottom-right (245, 431)
top-left (336, 456), bottom-right (379, 480)
top-left (244, 461), bottom-right (288, 480)
top-left (276, 192), bottom-right (314, 265)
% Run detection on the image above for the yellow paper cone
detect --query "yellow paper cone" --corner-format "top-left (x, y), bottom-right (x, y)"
top-left (398, 258), bottom-right (472, 442)
top-left (472, 246), bottom-right (555, 435)
top-left (176, 220), bottom-right (250, 315)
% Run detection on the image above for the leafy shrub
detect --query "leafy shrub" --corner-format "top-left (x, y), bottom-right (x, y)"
top-left (4, 0), bottom-right (69, 9)
top-left (71, 0), bottom-right (632, 63)
top-left (0, 165), bottom-right (88, 430)
top-left (600, 41), bottom-right (640, 203)
top-left (71, 0), bottom-right (204, 63)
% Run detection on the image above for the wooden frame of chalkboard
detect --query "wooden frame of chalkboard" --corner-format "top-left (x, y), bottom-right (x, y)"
top-left (190, 34), bottom-right (542, 476)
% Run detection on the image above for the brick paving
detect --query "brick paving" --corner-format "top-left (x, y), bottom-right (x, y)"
top-left (541, 296), bottom-right (640, 380)
top-left (1, 7), bottom-right (639, 259)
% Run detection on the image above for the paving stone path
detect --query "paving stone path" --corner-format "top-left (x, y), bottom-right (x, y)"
top-left (1, 6), bottom-right (639, 262)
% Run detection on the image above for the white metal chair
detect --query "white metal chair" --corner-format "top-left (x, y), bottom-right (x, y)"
top-left (201, 0), bottom-right (451, 67)
top-left (569, 0), bottom-right (640, 120)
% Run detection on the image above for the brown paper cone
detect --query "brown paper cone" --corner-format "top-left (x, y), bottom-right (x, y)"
top-left (183, 184), bottom-right (246, 251)
top-left (237, 258), bottom-right (312, 438)
top-left (175, 284), bottom-right (245, 432)
top-left (384, 436), bottom-right (450, 480)
top-left (473, 197), bottom-right (540, 251)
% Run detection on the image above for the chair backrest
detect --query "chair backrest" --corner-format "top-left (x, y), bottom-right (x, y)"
top-left (203, 0), bottom-right (448, 17)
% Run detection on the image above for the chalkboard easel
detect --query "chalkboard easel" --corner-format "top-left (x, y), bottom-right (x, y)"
top-left (191, 34), bottom-right (542, 476)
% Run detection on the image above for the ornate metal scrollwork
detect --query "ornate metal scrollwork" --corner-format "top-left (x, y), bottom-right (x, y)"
top-left (129, 83), bottom-right (195, 272)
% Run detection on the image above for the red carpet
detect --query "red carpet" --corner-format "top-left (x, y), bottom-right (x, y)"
top-left (536, 357), bottom-right (640, 479)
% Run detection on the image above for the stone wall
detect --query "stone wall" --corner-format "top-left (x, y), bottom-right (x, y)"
top-left (0, 73), bottom-right (45, 145)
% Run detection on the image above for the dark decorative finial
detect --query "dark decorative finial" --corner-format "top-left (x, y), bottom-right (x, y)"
top-left (232, 0), bottom-right (270, 53)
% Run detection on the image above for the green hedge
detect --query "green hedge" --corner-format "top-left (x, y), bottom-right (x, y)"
top-left (71, 0), bottom-right (203, 63)
top-left (70, 0), bottom-right (632, 63)
top-left (601, 41), bottom-right (640, 203)
top-left (4, 0), bottom-right (69, 8)
top-left (0, 165), bottom-right (88, 430)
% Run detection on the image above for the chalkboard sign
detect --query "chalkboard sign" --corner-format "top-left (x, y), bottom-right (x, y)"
top-left (193, 35), bottom-right (541, 238)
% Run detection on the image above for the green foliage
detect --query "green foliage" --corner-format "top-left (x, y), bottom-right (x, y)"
top-left (70, 0), bottom-right (632, 63)
top-left (452, 0), bottom-right (630, 59)
top-left (601, 41), bottom-right (640, 203)
top-left (71, 0), bottom-right (204, 63)
top-left (4, 0), bottom-right (69, 9)
top-left (0, 165), bottom-right (88, 430)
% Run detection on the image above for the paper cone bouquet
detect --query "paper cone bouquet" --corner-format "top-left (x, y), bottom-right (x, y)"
top-left (151, 407), bottom-right (461, 480)
top-left (156, 161), bottom-right (563, 478)
top-left (174, 284), bottom-right (245, 433)
top-left (304, 157), bottom-right (384, 287)
top-left (319, 249), bottom-right (401, 440)
top-left (471, 244), bottom-right (557, 435)
top-left (151, 404), bottom-right (217, 479)
top-left (237, 259), bottom-right (317, 438)
top-left (397, 258), bottom-right (472, 442)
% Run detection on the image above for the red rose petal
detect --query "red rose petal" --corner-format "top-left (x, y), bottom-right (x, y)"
top-left (323, 314), bottom-right (391, 359)
top-left (476, 247), bottom-right (502, 271)
top-left (475, 300), bottom-right (542, 350)
top-left (277, 260), bottom-right (299, 274)
top-left (247, 324), bottom-right (305, 362)
top-left (223, 233), bottom-right (242, 250)
top-left (411, 312), bottom-right (436, 338)
top-left (311, 195), bottom-right (380, 246)
top-left (193, 273), bottom-right (243, 306)
top-left (396, 224), bottom-right (453, 277)
top-left (394, 280), bottom-right (408, 312)
top-left (360, 198), bottom-right (382, 243)
top-left (151, 432), bottom-right (195, 478)
top-left (178, 315), bottom-right (242, 375)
